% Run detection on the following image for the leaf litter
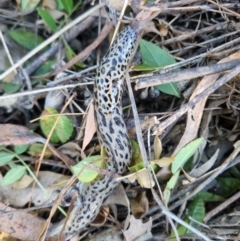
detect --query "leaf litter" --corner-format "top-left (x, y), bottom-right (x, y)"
top-left (1, 0), bottom-right (240, 241)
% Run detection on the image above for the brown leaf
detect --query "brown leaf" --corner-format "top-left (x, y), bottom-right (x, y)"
top-left (105, 184), bottom-right (130, 220)
top-left (90, 205), bottom-right (109, 227)
top-left (42, 0), bottom-right (56, 9)
top-left (58, 142), bottom-right (81, 158)
top-left (157, 22), bottom-right (168, 36)
top-left (105, 184), bottom-right (129, 208)
top-left (81, 103), bottom-right (96, 152)
top-left (0, 202), bottom-right (50, 240)
top-left (153, 134), bottom-right (162, 160)
top-left (136, 169), bottom-right (155, 188)
top-left (173, 52), bottom-right (240, 154)
top-left (151, 156), bottom-right (174, 167)
top-left (0, 124), bottom-right (44, 146)
top-left (109, 0), bottom-right (125, 11)
top-left (144, 21), bottom-right (168, 37)
top-left (123, 215), bottom-right (152, 241)
top-left (156, 166), bottom-right (172, 183)
top-left (12, 174), bottom-right (33, 190)
top-left (130, 192), bottom-right (149, 219)
top-left (123, 170), bottom-right (155, 188)
top-left (0, 124), bottom-right (76, 167)
top-left (0, 171), bottom-right (69, 207)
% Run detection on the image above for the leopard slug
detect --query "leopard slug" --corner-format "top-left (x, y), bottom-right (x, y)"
top-left (49, 23), bottom-right (144, 238)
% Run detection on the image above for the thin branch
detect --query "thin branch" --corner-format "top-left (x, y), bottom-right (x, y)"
top-left (154, 63), bottom-right (240, 133)
top-left (0, 2), bottom-right (105, 81)
top-left (135, 59), bottom-right (240, 90)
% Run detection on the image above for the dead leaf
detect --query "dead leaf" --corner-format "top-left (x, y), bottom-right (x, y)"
top-left (0, 202), bottom-right (50, 240)
top-left (109, 0), bottom-right (125, 11)
top-left (91, 205), bottom-right (109, 227)
top-left (105, 184), bottom-right (130, 220)
top-left (181, 169), bottom-right (196, 183)
top-left (123, 215), bottom-right (152, 241)
top-left (42, 0), bottom-right (56, 9)
top-left (45, 9), bottom-right (65, 20)
top-left (153, 134), bottom-right (162, 160)
top-left (0, 124), bottom-right (76, 167)
top-left (156, 166), bottom-right (172, 183)
top-left (0, 171), bottom-right (70, 207)
top-left (58, 142), bottom-right (81, 158)
top-left (143, 21), bottom-right (168, 37)
top-left (44, 90), bottom-right (64, 109)
top-left (135, 169), bottom-right (155, 188)
top-left (151, 156), bottom-right (174, 167)
top-left (130, 192), bottom-right (149, 219)
top-left (121, 169), bottom-right (155, 188)
top-left (0, 124), bottom-right (44, 146)
top-left (81, 103), bottom-right (96, 153)
top-left (157, 22), bottom-right (168, 36)
top-left (174, 52), bottom-right (240, 154)
top-left (190, 149), bottom-right (219, 178)
top-left (105, 184), bottom-right (130, 208)
top-left (12, 174), bottom-right (34, 190)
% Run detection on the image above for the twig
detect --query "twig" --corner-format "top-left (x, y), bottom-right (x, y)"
top-left (153, 37), bottom-right (240, 75)
top-left (135, 59), bottom-right (240, 90)
top-left (153, 148), bottom-right (240, 220)
top-left (0, 2), bottom-right (105, 81)
top-left (170, 29), bottom-right (240, 55)
top-left (154, 62), bottom-right (240, 133)
top-left (0, 31), bottom-right (17, 74)
top-left (204, 190), bottom-right (240, 223)
top-left (54, 20), bottom-right (113, 75)
top-left (206, 0), bottom-right (240, 18)
top-left (158, 22), bottom-right (228, 46)
top-left (46, 65), bottom-right (97, 87)
top-left (25, 16), bottom-right (95, 78)
top-left (0, 82), bottom-right (93, 100)
top-left (151, 189), bottom-right (213, 241)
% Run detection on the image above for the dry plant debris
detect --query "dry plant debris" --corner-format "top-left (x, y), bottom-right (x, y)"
top-left (0, 0), bottom-right (240, 240)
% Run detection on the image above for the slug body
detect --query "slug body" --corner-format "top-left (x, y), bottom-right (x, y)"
top-left (50, 24), bottom-right (143, 238)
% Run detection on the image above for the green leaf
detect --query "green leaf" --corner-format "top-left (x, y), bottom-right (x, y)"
top-left (8, 29), bottom-right (44, 50)
top-left (0, 152), bottom-right (15, 166)
top-left (60, 0), bottom-right (73, 15)
top-left (134, 64), bottom-right (160, 71)
top-left (129, 162), bottom-right (145, 173)
top-left (229, 166), bottom-right (240, 178)
top-left (130, 139), bottom-right (143, 164)
top-left (155, 82), bottom-right (180, 97)
top-left (33, 60), bottom-right (55, 76)
top-left (216, 177), bottom-right (240, 197)
top-left (71, 155), bottom-right (105, 183)
top-left (55, 0), bottom-right (64, 10)
top-left (13, 145), bottom-right (29, 155)
top-left (0, 165), bottom-right (26, 186)
top-left (171, 137), bottom-right (204, 174)
top-left (191, 191), bottom-right (225, 202)
top-left (40, 107), bottom-right (74, 143)
top-left (27, 143), bottom-right (52, 158)
top-left (21, 0), bottom-right (41, 11)
top-left (166, 169), bottom-right (180, 190)
top-left (37, 8), bottom-right (57, 32)
top-left (140, 39), bottom-right (175, 66)
top-left (3, 83), bottom-right (22, 94)
top-left (139, 39), bottom-right (180, 97)
top-left (165, 170), bottom-right (180, 204)
top-left (172, 198), bottom-right (205, 238)
top-left (55, 115), bottom-right (74, 143)
top-left (186, 198), bottom-right (205, 233)
top-left (64, 42), bottom-right (85, 68)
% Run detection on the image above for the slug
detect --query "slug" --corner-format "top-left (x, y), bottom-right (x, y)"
top-left (49, 23), bottom-right (144, 238)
